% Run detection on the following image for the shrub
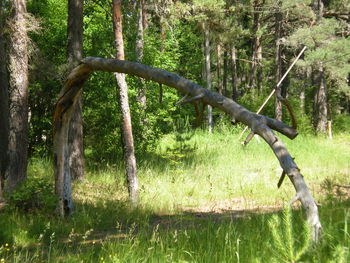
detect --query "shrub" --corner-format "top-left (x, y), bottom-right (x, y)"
top-left (7, 177), bottom-right (57, 213)
top-left (332, 114), bottom-right (350, 134)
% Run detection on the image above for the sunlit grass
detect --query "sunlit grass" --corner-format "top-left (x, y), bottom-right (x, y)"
top-left (0, 128), bottom-right (349, 262)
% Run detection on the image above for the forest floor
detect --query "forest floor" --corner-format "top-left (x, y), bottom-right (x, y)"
top-left (0, 128), bottom-right (350, 262)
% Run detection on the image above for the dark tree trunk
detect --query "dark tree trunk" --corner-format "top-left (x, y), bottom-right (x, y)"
top-left (0, 0), bottom-right (9, 199)
top-left (53, 57), bottom-right (322, 241)
top-left (249, 0), bottom-right (263, 94)
top-left (67, 0), bottom-right (84, 182)
top-left (204, 23), bottom-right (213, 133)
top-left (112, 0), bottom-right (138, 205)
top-left (315, 66), bottom-right (327, 133)
top-left (216, 43), bottom-right (222, 95)
top-left (275, 9), bottom-right (283, 121)
top-left (5, 0), bottom-right (29, 192)
top-left (223, 49), bottom-right (228, 96)
top-left (231, 46), bottom-right (238, 101)
top-left (313, 0), bottom-right (327, 134)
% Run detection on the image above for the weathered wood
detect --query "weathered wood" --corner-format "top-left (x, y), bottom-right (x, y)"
top-left (53, 57), bottom-right (321, 240)
top-left (53, 65), bottom-right (91, 216)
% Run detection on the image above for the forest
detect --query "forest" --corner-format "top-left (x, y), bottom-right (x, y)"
top-left (0, 0), bottom-right (350, 262)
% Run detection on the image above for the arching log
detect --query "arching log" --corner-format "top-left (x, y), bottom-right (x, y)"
top-left (53, 57), bottom-right (321, 241)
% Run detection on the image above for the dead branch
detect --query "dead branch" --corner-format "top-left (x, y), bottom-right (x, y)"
top-left (53, 57), bottom-right (321, 241)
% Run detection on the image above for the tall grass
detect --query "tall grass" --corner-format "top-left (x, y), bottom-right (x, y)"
top-left (0, 128), bottom-right (349, 262)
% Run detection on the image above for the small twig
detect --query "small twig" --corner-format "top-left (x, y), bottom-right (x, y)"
top-left (176, 93), bottom-right (204, 105)
top-left (242, 131), bottom-right (255, 146)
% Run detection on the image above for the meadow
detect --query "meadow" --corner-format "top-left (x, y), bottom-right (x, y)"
top-left (0, 126), bottom-right (350, 262)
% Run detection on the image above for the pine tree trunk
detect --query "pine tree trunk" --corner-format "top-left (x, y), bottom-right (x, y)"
top-left (216, 43), bottom-right (222, 94)
top-left (300, 89), bottom-right (305, 115)
top-left (223, 50), bottom-right (228, 96)
top-left (256, 40), bottom-right (263, 95)
top-left (231, 46), bottom-right (239, 101)
top-left (316, 66), bottom-right (327, 133)
top-left (249, 0), bottom-right (262, 94)
top-left (275, 9), bottom-right (283, 121)
top-left (204, 24), bottom-right (213, 133)
top-left (159, 18), bottom-right (165, 103)
top-left (112, 0), bottom-right (138, 205)
top-left (0, 0), bottom-right (9, 199)
top-left (5, 0), bottom-right (29, 192)
top-left (135, 0), bottom-right (147, 121)
top-left (67, 0), bottom-right (84, 182)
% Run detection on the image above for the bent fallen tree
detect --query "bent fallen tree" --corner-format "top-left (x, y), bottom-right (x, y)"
top-left (53, 57), bottom-right (321, 241)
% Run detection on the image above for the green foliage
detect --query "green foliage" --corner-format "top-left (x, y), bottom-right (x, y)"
top-left (333, 114), bottom-right (350, 134)
top-left (7, 176), bottom-right (57, 213)
top-left (268, 208), bottom-right (311, 263)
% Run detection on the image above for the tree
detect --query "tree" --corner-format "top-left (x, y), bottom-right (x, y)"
top-left (135, 0), bottom-right (147, 125)
top-left (5, 0), bottom-right (29, 192)
top-left (112, 0), bottom-right (138, 205)
top-left (203, 23), bottom-right (213, 133)
top-left (287, 1), bottom-right (350, 134)
top-left (53, 56), bottom-right (322, 241)
top-left (0, 0), bottom-right (9, 199)
top-left (67, 0), bottom-right (84, 182)
top-left (249, 0), bottom-right (264, 95)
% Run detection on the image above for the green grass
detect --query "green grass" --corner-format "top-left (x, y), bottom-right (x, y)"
top-left (1, 127), bottom-right (350, 262)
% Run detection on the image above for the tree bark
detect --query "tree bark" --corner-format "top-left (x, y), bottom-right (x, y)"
top-left (231, 45), bottom-right (239, 101)
top-left (216, 43), bottom-right (222, 95)
top-left (67, 0), bottom-right (84, 182)
top-left (275, 9), bottom-right (283, 121)
top-left (204, 24), bottom-right (213, 133)
top-left (223, 49), bottom-right (228, 97)
top-left (249, 0), bottom-right (263, 94)
top-left (315, 66), bottom-right (327, 134)
top-left (5, 0), bottom-right (29, 192)
top-left (135, 0), bottom-right (147, 122)
top-left (53, 57), bottom-right (322, 240)
top-left (112, 0), bottom-right (138, 205)
top-left (0, 0), bottom-right (9, 199)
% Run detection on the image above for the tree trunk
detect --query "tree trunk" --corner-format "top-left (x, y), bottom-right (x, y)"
top-left (249, 0), bottom-right (263, 94)
top-left (300, 89), bottom-right (305, 115)
top-left (135, 0), bottom-right (147, 122)
top-left (223, 49), bottom-right (228, 97)
top-left (231, 46), bottom-right (239, 101)
top-left (275, 9), bottom-right (283, 121)
top-left (5, 0), bottom-right (29, 192)
top-left (159, 18), bottom-right (166, 104)
top-left (53, 57), bottom-right (322, 241)
top-left (216, 43), bottom-right (222, 95)
top-left (204, 24), bottom-right (213, 133)
top-left (0, 0), bottom-right (9, 199)
top-left (67, 0), bottom-right (84, 182)
top-left (112, 0), bottom-right (138, 205)
top-left (315, 66), bottom-right (327, 134)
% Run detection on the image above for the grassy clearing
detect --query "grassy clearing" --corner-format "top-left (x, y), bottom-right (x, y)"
top-left (0, 127), bottom-right (350, 262)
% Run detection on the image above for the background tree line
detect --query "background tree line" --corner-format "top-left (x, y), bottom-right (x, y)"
top-left (0, 0), bottom-right (349, 196)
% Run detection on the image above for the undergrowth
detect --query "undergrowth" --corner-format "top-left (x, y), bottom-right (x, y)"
top-left (0, 129), bottom-right (349, 262)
